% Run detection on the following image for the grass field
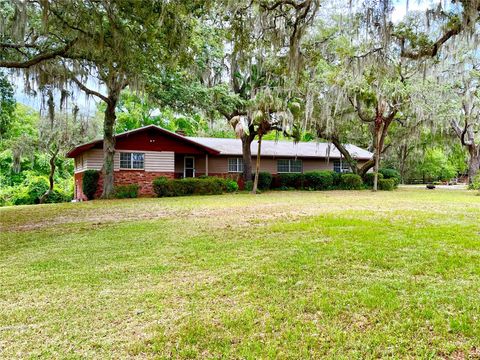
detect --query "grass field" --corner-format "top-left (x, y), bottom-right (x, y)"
top-left (1, 187), bottom-right (480, 359)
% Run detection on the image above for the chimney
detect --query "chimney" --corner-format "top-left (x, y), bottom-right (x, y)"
top-left (175, 129), bottom-right (186, 136)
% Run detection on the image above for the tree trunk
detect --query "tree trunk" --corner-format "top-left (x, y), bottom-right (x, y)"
top-left (39, 150), bottom-right (57, 204)
top-left (252, 135), bottom-right (263, 194)
top-left (241, 134), bottom-right (254, 182)
top-left (468, 146), bottom-right (480, 184)
top-left (102, 98), bottom-right (117, 198)
top-left (373, 123), bottom-right (381, 192)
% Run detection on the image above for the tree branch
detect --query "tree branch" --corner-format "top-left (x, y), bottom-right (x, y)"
top-left (400, 25), bottom-right (462, 60)
top-left (70, 75), bottom-right (110, 104)
top-left (0, 39), bottom-right (77, 69)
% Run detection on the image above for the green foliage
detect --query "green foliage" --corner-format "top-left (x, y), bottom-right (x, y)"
top-left (421, 149), bottom-right (458, 182)
top-left (82, 170), bottom-right (100, 200)
top-left (153, 176), bottom-right (238, 197)
top-left (469, 174), bottom-right (480, 190)
top-left (0, 72), bottom-right (15, 139)
top-left (378, 168), bottom-right (400, 186)
top-left (277, 173), bottom-right (304, 189)
top-left (245, 180), bottom-right (253, 192)
top-left (0, 173), bottom-right (72, 206)
top-left (378, 178), bottom-right (395, 191)
top-left (363, 172), bottom-right (384, 187)
top-left (257, 172), bottom-right (272, 190)
top-left (224, 179), bottom-right (239, 193)
top-left (339, 174), bottom-right (363, 190)
top-left (114, 185), bottom-right (139, 199)
top-left (303, 171), bottom-right (334, 190)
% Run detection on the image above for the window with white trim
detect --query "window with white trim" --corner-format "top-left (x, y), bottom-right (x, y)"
top-left (120, 152), bottom-right (145, 169)
top-left (333, 159), bottom-right (350, 173)
top-left (228, 158), bottom-right (244, 173)
top-left (277, 159), bottom-right (303, 173)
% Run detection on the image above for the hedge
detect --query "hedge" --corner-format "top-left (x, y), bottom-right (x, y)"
top-left (277, 173), bottom-right (304, 189)
top-left (339, 173), bottom-right (363, 190)
top-left (379, 168), bottom-right (401, 186)
top-left (304, 171), bottom-right (334, 190)
top-left (363, 172), bottom-right (384, 187)
top-left (82, 170), bottom-right (100, 200)
top-left (257, 172), bottom-right (273, 190)
top-left (378, 178), bottom-right (395, 191)
top-left (153, 176), bottom-right (238, 197)
top-left (114, 184), bottom-right (139, 198)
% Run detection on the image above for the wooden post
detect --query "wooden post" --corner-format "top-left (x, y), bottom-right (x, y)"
top-left (205, 153), bottom-right (209, 176)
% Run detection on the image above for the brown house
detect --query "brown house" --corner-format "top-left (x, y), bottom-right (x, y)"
top-left (67, 125), bottom-right (373, 199)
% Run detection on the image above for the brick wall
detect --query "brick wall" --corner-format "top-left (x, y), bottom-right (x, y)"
top-left (74, 170), bottom-right (175, 199)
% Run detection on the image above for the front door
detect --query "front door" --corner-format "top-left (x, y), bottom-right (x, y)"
top-left (184, 156), bottom-right (195, 178)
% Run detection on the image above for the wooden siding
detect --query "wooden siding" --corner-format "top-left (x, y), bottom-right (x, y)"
top-left (86, 149), bottom-right (104, 170)
top-left (75, 149), bottom-right (174, 173)
top-left (76, 150), bottom-right (370, 175)
top-left (115, 127), bottom-right (207, 154)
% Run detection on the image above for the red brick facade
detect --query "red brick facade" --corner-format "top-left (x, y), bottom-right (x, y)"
top-left (74, 171), bottom-right (175, 199)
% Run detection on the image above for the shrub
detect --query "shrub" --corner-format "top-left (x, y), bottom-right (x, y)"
top-left (340, 173), bottom-right (363, 190)
top-left (10, 175), bottom-right (49, 205)
top-left (378, 178), bottom-right (395, 191)
top-left (277, 173), bottom-right (304, 189)
top-left (82, 170), bottom-right (100, 200)
top-left (379, 168), bottom-right (401, 186)
top-left (224, 179), bottom-right (239, 192)
top-left (363, 172), bottom-right (384, 187)
top-left (304, 171), bottom-right (334, 190)
top-left (114, 184), bottom-right (139, 198)
top-left (469, 173), bottom-right (480, 190)
top-left (245, 180), bottom-right (253, 191)
top-left (44, 188), bottom-right (73, 203)
top-left (152, 177), bottom-right (174, 197)
top-left (331, 171), bottom-right (342, 187)
top-left (153, 177), bottom-right (238, 197)
top-left (257, 172), bottom-right (272, 190)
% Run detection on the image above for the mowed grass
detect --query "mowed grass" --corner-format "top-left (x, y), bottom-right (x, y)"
top-left (1, 188), bottom-right (480, 359)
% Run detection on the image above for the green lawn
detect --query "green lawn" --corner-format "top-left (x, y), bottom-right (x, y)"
top-left (1, 187), bottom-right (480, 359)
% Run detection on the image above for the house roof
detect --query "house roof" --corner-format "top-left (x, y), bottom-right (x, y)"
top-left (67, 124), bottom-right (373, 160)
top-left (187, 137), bottom-right (373, 160)
top-left (66, 125), bottom-right (221, 158)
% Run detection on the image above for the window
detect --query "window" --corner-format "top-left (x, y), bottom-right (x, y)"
top-left (228, 158), bottom-right (244, 173)
top-left (333, 159), bottom-right (350, 173)
top-left (277, 159), bottom-right (303, 173)
top-left (120, 152), bottom-right (144, 169)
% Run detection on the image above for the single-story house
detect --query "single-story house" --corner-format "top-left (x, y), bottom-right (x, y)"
top-left (67, 125), bottom-right (373, 199)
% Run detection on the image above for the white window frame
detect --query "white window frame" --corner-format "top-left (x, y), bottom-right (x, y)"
top-left (277, 159), bottom-right (303, 173)
top-left (333, 159), bottom-right (350, 173)
top-left (184, 156), bottom-right (196, 178)
top-left (228, 157), bottom-right (244, 173)
top-left (119, 152), bottom-right (145, 170)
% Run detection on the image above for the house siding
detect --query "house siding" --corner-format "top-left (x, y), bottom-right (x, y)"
top-left (75, 149), bottom-right (174, 173)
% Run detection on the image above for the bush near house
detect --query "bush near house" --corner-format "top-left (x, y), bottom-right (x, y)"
top-left (378, 178), bottom-right (396, 191)
top-left (379, 168), bottom-right (401, 186)
top-left (276, 173), bottom-right (304, 189)
top-left (363, 172), bottom-right (384, 187)
top-left (339, 173), bottom-right (363, 190)
top-left (257, 172), bottom-right (273, 190)
top-left (304, 171), bottom-right (334, 190)
top-left (153, 176), bottom-right (238, 197)
top-left (114, 184), bottom-right (139, 199)
top-left (82, 170), bottom-right (100, 200)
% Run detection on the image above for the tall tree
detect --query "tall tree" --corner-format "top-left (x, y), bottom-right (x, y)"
top-left (1, 0), bottom-right (203, 197)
